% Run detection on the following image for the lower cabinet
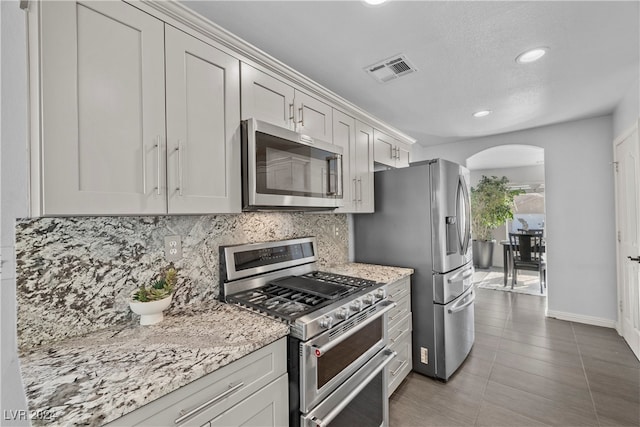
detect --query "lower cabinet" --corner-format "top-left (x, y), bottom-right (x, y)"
top-left (107, 338), bottom-right (287, 427)
top-left (386, 277), bottom-right (412, 396)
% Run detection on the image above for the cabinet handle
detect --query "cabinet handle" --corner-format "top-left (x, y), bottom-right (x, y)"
top-left (288, 103), bottom-right (295, 128)
top-left (390, 308), bottom-right (407, 322)
top-left (174, 382), bottom-right (244, 425)
top-left (352, 178), bottom-right (357, 203)
top-left (628, 256), bottom-right (640, 263)
top-left (390, 328), bottom-right (406, 343)
top-left (358, 178), bottom-right (363, 202)
top-left (391, 359), bottom-right (408, 377)
top-left (154, 136), bottom-right (161, 195)
top-left (142, 144), bottom-right (148, 195)
top-left (176, 141), bottom-right (183, 196)
top-left (298, 104), bottom-right (304, 127)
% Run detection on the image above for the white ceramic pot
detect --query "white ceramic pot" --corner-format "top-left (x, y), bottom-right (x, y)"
top-left (129, 295), bottom-right (172, 325)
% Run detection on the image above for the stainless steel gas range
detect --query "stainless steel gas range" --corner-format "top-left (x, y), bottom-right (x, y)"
top-left (219, 237), bottom-right (396, 427)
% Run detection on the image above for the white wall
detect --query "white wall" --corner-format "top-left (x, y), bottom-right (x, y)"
top-left (1, 1), bottom-right (30, 424)
top-left (613, 77), bottom-right (639, 138)
top-left (414, 115), bottom-right (617, 325)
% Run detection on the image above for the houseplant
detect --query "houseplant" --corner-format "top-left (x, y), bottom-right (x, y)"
top-left (471, 175), bottom-right (521, 269)
top-left (129, 265), bottom-right (177, 325)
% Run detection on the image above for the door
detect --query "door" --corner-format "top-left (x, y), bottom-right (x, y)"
top-left (294, 90), bottom-right (333, 143)
top-left (614, 122), bottom-right (640, 360)
top-left (355, 121), bottom-right (375, 213)
top-left (40, 1), bottom-right (166, 214)
top-left (373, 130), bottom-right (396, 168)
top-left (240, 62), bottom-right (295, 130)
top-left (435, 286), bottom-right (475, 380)
top-left (430, 159), bottom-right (472, 273)
top-left (334, 110), bottom-right (356, 213)
top-left (165, 26), bottom-right (241, 214)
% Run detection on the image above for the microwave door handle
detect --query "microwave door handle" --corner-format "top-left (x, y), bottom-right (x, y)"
top-left (335, 155), bottom-right (343, 198)
top-left (326, 155), bottom-right (343, 197)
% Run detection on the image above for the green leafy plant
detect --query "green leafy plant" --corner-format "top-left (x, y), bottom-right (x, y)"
top-left (133, 265), bottom-right (177, 302)
top-left (471, 175), bottom-right (523, 241)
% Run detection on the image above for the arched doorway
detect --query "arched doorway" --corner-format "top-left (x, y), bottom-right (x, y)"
top-left (466, 145), bottom-right (547, 297)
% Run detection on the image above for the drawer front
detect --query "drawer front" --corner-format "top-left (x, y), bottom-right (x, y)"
top-left (108, 338), bottom-right (286, 426)
top-left (388, 312), bottom-right (412, 347)
top-left (209, 374), bottom-right (288, 427)
top-left (387, 332), bottom-right (412, 396)
top-left (387, 277), bottom-right (410, 301)
top-left (388, 293), bottom-right (411, 328)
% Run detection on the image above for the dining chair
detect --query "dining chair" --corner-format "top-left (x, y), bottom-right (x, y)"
top-left (508, 232), bottom-right (546, 293)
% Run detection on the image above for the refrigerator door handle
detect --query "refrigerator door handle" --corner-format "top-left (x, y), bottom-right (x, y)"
top-left (456, 175), bottom-right (471, 255)
top-left (448, 289), bottom-right (475, 314)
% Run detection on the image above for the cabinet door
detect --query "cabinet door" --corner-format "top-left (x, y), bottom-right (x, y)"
top-left (210, 374), bottom-right (288, 427)
top-left (396, 142), bottom-right (411, 168)
top-left (241, 63), bottom-right (295, 130)
top-left (40, 1), bottom-right (166, 215)
top-left (373, 130), bottom-right (396, 168)
top-left (333, 110), bottom-right (356, 213)
top-left (165, 26), bottom-right (241, 214)
top-left (294, 91), bottom-right (333, 143)
top-left (355, 121), bottom-right (375, 213)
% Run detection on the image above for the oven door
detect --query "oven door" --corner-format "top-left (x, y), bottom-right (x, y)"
top-left (242, 118), bottom-right (343, 210)
top-left (300, 300), bottom-right (395, 413)
top-left (301, 348), bottom-right (396, 427)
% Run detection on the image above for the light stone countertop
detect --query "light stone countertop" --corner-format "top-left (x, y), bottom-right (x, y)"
top-left (18, 302), bottom-right (288, 426)
top-left (18, 262), bottom-right (411, 426)
top-left (323, 262), bottom-right (413, 284)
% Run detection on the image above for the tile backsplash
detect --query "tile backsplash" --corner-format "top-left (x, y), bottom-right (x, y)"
top-left (16, 213), bottom-right (348, 350)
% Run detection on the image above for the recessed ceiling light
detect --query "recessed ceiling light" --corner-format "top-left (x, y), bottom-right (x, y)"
top-left (363, 0), bottom-right (387, 5)
top-left (516, 48), bottom-right (547, 64)
top-left (473, 110), bottom-right (492, 118)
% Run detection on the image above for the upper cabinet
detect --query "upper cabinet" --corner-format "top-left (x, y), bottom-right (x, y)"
top-left (241, 63), bottom-right (333, 142)
top-left (374, 130), bottom-right (411, 169)
top-left (165, 26), bottom-right (240, 214)
top-left (354, 121), bottom-right (375, 213)
top-left (37, 1), bottom-right (240, 215)
top-left (240, 63), bottom-right (294, 130)
top-left (40, 1), bottom-right (167, 215)
top-left (333, 110), bottom-right (356, 213)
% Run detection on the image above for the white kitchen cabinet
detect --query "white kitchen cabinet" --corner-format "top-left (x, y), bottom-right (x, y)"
top-left (294, 90), bottom-right (333, 143)
top-left (165, 26), bottom-right (240, 214)
top-left (241, 62), bottom-right (295, 130)
top-left (37, 1), bottom-right (241, 215)
top-left (240, 63), bottom-right (333, 142)
top-left (39, 0), bottom-right (167, 215)
top-left (107, 338), bottom-right (287, 427)
top-left (334, 113), bottom-right (375, 214)
top-left (386, 277), bottom-right (412, 396)
top-left (374, 129), bottom-right (411, 169)
top-left (354, 121), bottom-right (375, 212)
top-left (333, 110), bottom-right (356, 213)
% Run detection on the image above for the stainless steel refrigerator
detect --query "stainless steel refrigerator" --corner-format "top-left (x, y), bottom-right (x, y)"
top-left (354, 159), bottom-right (475, 381)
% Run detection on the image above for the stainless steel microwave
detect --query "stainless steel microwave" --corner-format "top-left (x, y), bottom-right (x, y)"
top-left (241, 118), bottom-right (343, 211)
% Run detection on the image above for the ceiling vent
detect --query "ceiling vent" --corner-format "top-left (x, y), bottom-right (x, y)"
top-left (365, 54), bottom-right (418, 83)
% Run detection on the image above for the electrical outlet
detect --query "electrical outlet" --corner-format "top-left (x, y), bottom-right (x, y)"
top-left (420, 347), bottom-right (428, 364)
top-left (164, 235), bottom-right (182, 261)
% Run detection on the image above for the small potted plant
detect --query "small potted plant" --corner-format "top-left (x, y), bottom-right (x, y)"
top-left (129, 265), bottom-right (177, 325)
top-left (471, 175), bottom-right (522, 269)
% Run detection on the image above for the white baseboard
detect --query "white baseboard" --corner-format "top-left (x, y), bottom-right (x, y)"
top-left (546, 310), bottom-right (617, 329)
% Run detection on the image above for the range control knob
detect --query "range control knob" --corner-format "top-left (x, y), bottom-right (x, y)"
top-left (375, 289), bottom-right (386, 300)
top-left (335, 308), bottom-right (349, 320)
top-left (363, 294), bottom-right (375, 305)
top-left (350, 300), bottom-right (363, 312)
top-left (319, 316), bottom-right (334, 329)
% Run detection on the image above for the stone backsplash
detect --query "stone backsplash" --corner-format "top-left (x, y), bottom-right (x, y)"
top-left (16, 213), bottom-right (348, 350)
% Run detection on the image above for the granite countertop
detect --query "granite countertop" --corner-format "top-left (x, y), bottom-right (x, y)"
top-left (323, 262), bottom-right (413, 284)
top-left (19, 302), bottom-right (288, 426)
top-left (18, 262), bottom-right (411, 426)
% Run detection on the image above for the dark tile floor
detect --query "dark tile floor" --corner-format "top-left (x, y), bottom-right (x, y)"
top-left (389, 288), bottom-right (640, 426)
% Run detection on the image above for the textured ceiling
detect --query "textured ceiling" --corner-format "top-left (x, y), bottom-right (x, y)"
top-left (181, 1), bottom-right (639, 148)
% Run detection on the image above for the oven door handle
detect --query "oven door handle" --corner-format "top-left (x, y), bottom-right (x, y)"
top-left (312, 300), bottom-right (396, 357)
top-left (311, 350), bottom-right (397, 427)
